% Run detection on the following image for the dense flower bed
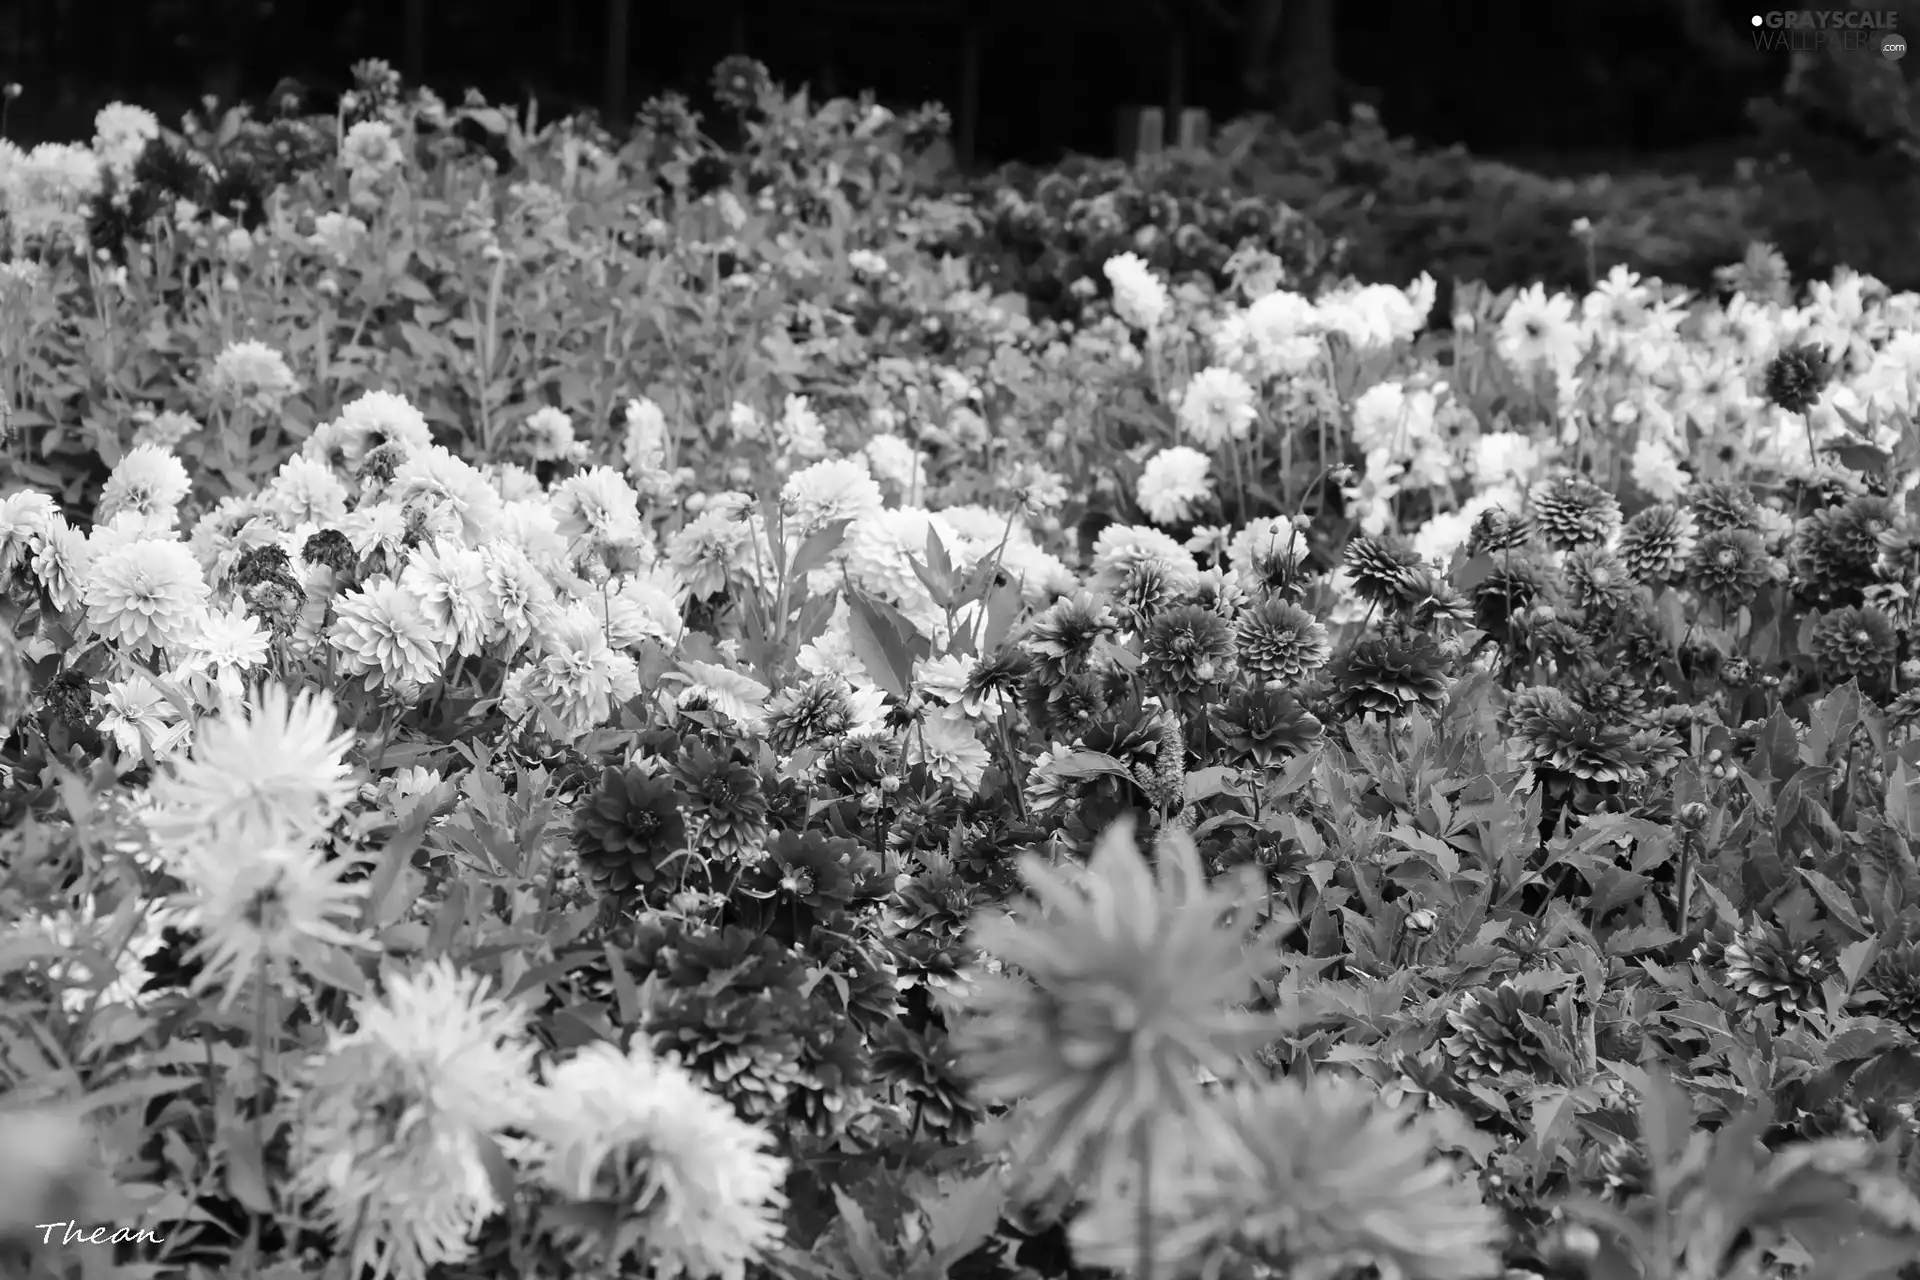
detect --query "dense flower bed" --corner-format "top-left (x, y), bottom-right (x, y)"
top-left (4, 58), bottom-right (1920, 1280)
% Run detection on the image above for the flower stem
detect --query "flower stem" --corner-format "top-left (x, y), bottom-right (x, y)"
top-left (1135, 1123), bottom-right (1154, 1280)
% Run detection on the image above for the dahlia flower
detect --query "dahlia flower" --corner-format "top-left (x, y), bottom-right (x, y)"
top-left (951, 818), bottom-right (1273, 1185)
top-left (98, 443), bottom-right (192, 529)
top-left (1136, 445), bottom-right (1215, 527)
top-left (208, 340), bottom-right (299, 414)
top-left (292, 960), bottom-right (539, 1280)
top-left (1177, 366), bottom-right (1257, 448)
top-left (83, 537), bottom-right (210, 655)
top-left (330, 577), bottom-right (447, 696)
top-left (528, 1040), bottom-right (788, 1280)
top-left (1103, 251), bottom-right (1169, 331)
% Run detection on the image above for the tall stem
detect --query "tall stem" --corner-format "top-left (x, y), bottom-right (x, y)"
top-left (1134, 1123), bottom-right (1155, 1280)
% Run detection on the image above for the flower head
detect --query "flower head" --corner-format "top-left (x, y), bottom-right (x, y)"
top-left (292, 960), bottom-right (538, 1280)
top-left (1177, 367), bottom-right (1257, 448)
top-left (169, 839), bottom-right (368, 1010)
top-left (1530, 475), bottom-right (1622, 551)
top-left (209, 340), bottom-right (299, 413)
top-left (529, 1040), bottom-right (787, 1280)
top-left (1070, 1076), bottom-right (1503, 1280)
top-left (952, 818), bottom-right (1276, 1183)
top-left (1103, 251), bottom-right (1170, 331)
top-left (84, 537), bottom-right (209, 655)
top-left (98, 443), bottom-right (192, 529)
top-left (1617, 503), bottom-right (1698, 584)
top-left (1233, 598), bottom-right (1331, 687)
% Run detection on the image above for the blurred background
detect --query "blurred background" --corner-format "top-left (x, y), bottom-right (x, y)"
top-left (4, 0), bottom-right (1918, 288)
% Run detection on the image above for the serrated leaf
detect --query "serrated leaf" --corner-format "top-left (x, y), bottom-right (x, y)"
top-left (1605, 924), bottom-right (1679, 957)
top-left (1043, 750), bottom-right (1137, 783)
top-left (1799, 868), bottom-right (1871, 939)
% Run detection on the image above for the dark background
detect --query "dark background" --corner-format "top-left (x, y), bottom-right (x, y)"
top-left (0, 0), bottom-right (1831, 170)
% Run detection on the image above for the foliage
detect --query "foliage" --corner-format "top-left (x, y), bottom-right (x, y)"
top-left (6, 54), bottom-right (1920, 1280)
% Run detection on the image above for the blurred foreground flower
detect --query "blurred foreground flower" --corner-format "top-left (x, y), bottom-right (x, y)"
top-left (292, 959), bottom-right (538, 1280)
top-left (1070, 1075), bottom-right (1502, 1280)
top-left (950, 817), bottom-right (1283, 1186)
top-left (528, 1040), bottom-right (788, 1279)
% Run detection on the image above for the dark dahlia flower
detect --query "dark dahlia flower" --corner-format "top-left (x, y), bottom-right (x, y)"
top-left (1023, 593), bottom-right (1121, 683)
top-left (1794, 495), bottom-right (1897, 605)
top-left (1116, 556), bottom-right (1182, 625)
top-left (85, 180), bottom-right (163, 265)
top-left (572, 767), bottom-right (690, 900)
top-left (1212, 686), bottom-right (1323, 767)
top-left (1442, 983), bottom-right (1562, 1081)
top-left (1142, 603), bottom-right (1236, 695)
top-left (1689, 528), bottom-right (1771, 610)
top-left (300, 528), bottom-right (357, 575)
top-left (765, 677), bottom-right (854, 753)
top-left (1763, 341), bottom-right (1835, 414)
top-left (673, 741), bottom-right (770, 861)
top-left (1402, 563), bottom-right (1475, 629)
top-left (1560, 545), bottom-right (1634, 615)
top-left (686, 152), bottom-right (734, 198)
top-left (871, 1023), bottom-right (982, 1142)
top-left (1505, 685), bottom-right (1648, 783)
top-left (1233, 598), bottom-right (1332, 687)
top-left (132, 137), bottom-right (211, 204)
top-left (1471, 555), bottom-right (1556, 633)
top-left (1530, 476), bottom-right (1623, 551)
top-left (1722, 920), bottom-right (1831, 1022)
top-left (1341, 534), bottom-right (1428, 611)
top-left (1688, 479), bottom-right (1762, 533)
top-left (1465, 508), bottom-right (1534, 558)
top-left (963, 645), bottom-right (1034, 714)
top-left (1617, 503), bottom-right (1698, 585)
top-left (1808, 605), bottom-right (1899, 689)
top-left (1331, 636), bottom-right (1451, 720)
top-left (40, 669), bottom-right (93, 728)
top-left (1862, 940), bottom-right (1920, 1037)
top-left (1567, 671), bottom-right (1651, 728)
top-left (711, 55), bottom-right (772, 112)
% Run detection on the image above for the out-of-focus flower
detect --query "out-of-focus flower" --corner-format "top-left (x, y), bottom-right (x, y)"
top-left (951, 817), bottom-right (1277, 1184)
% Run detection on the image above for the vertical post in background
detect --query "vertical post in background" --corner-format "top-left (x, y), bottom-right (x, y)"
top-left (1166, 18), bottom-right (1186, 138)
top-left (957, 10), bottom-right (983, 170)
top-left (604, 0), bottom-right (629, 124)
top-left (404, 0), bottom-right (426, 84)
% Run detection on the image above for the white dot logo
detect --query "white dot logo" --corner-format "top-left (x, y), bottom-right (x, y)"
top-left (1886, 33), bottom-right (1909, 58)
top-left (1751, 13), bottom-right (1763, 24)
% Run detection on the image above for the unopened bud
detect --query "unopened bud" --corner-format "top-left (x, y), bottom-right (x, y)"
top-left (1405, 908), bottom-right (1438, 934)
top-left (1678, 802), bottom-right (1710, 830)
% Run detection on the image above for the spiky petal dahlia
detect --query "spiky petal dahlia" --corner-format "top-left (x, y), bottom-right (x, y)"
top-left (1763, 341), bottom-right (1834, 414)
top-left (1441, 983), bottom-right (1561, 1081)
top-left (1616, 503), bottom-right (1698, 585)
top-left (1688, 480), bottom-right (1761, 533)
top-left (674, 741), bottom-right (771, 862)
top-left (1142, 604), bottom-right (1236, 696)
top-left (1470, 555), bottom-right (1556, 633)
top-left (1331, 636), bottom-right (1451, 720)
top-left (1861, 940), bottom-right (1920, 1037)
top-left (1688, 528), bottom-right (1771, 610)
top-left (1465, 508), bottom-right (1535, 558)
top-left (1341, 535), bottom-right (1428, 611)
top-left (1722, 919), bottom-right (1831, 1022)
top-left (1809, 605), bottom-right (1899, 690)
top-left (1560, 545), bottom-right (1634, 614)
top-left (572, 767), bottom-right (690, 901)
top-left (1211, 686), bottom-right (1323, 769)
top-left (1529, 476), bottom-right (1622, 552)
top-left (1505, 685), bottom-right (1647, 784)
top-left (1233, 598), bottom-right (1332, 687)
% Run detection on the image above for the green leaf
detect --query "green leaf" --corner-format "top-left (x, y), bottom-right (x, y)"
top-left (1604, 924), bottom-right (1679, 957)
top-left (788, 519), bottom-right (851, 579)
top-left (1799, 868), bottom-right (1871, 940)
top-left (222, 1125), bottom-right (275, 1216)
top-left (845, 591), bottom-right (921, 699)
top-left (1043, 751), bottom-right (1138, 783)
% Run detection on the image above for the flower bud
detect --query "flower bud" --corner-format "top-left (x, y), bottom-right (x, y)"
top-left (1405, 907), bottom-right (1438, 934)
top-left (1677, 802), bottom-right (1710, 830)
